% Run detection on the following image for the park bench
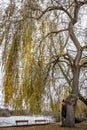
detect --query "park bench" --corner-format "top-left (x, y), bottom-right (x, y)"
top-left (16, 120), bottom-right (28, 125)
top-left (35, 119), bottom-right (48, 123)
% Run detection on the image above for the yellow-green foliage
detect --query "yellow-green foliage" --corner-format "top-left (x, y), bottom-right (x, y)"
top-left (2, 0), bottom-right (64, 113)
top-left (8, 17), bottom-right (45, 114)
top-left (50, 102), bottom-right (61, 115)
top-left (76, 99), bottom-right (87, 115)
top-left (21, 47), bottom-right (45, 114)
top-left (2, 4), bottom-right (37, 111)
top-left (3, 32), bottom-right (20, 105)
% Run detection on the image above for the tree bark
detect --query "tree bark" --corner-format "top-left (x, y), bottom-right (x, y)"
top-left (65, 86), bottom-right (78, 127)
top-left (65, 102), bottom-right (75, 127)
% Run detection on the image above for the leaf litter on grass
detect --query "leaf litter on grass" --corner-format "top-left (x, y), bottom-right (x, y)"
top-left (0, 121), bottom-right (87, 130)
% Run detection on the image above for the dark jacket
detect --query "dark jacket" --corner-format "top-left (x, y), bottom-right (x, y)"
top-left (61, 102), bottom-right (66, 118)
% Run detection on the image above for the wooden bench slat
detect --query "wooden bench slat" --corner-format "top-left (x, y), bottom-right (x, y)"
top-left (35, 120), bottom-right (47, 122)
top-left (16, 120), bottom-right (28, 125)
top-left (16, 120), bottom-right (28, 122)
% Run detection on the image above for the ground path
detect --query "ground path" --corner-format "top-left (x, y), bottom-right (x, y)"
top-left (0, 121), bottom-right (87, 130)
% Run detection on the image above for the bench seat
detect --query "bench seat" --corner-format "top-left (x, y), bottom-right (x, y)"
top-left (16, 120), bottom-right (28, 125)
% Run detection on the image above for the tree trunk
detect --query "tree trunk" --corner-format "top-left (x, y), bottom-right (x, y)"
top-left (65, 65), bottom-right (80, 127)
top-left (65, 94), bottom-right (77, 127)
top-left (65, 103), bottom-right (75, 127)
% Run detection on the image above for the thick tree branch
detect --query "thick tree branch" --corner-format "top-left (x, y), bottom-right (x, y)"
top-left (78, 93), bottom-right (87, 105)
top-left (37, 6), bottom-right (73, 21)
top-left (80, 56), bottom-right (87, 67)
top-left (82, 45), bottom-right (87, 50)
top-left (73, 1), bottom-right (87, 24)
top-left (69, 22), bottom-right (82, 66)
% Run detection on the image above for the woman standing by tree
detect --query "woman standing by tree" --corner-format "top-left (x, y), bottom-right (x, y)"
top-left (61, 99), bottom-right (67, 127)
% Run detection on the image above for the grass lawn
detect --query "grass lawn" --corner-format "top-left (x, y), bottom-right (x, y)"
top-left (0, 121), bottom-right (87, 130)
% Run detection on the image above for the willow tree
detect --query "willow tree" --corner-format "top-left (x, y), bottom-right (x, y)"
top-left (30, 0), bottom-right (87, 127)
top-left (0, 0), bottom-right (87, 125)
top-left (0, 0), bottom-right (63, 113)
top-left (0, 0), bottom-right (46, 113)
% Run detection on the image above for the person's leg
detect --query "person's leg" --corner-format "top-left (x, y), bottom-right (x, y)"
top-left (61, 116), bottom-right (65, 126)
